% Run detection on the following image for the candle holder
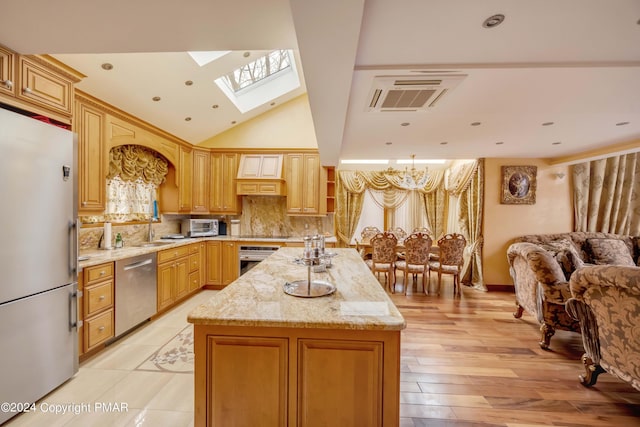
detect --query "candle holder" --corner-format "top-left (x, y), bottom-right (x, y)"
top-left (284, 236), bottom-right (336, 298)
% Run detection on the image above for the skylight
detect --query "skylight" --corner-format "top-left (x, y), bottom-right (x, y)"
top-left (214, 49), bottom-right (300, 114)
top-left (221, 50), bottom-right (291, 93)
top-left (187, 51), bottom-right (231, 67)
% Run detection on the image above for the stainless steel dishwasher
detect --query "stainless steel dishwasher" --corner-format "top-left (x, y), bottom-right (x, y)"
top-left (115, 253), bottom-right (157, 337)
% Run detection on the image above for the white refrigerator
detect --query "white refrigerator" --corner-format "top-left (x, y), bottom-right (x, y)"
top-left (0, 108), bottom-right (79, 424)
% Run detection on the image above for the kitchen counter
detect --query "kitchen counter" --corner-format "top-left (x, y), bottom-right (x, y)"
top-left (187, 247), bottom-right (405, 330)
top-left (189, 247), bottom-right (405, 426)
top-left (78, 235), bottom-right (337, 269)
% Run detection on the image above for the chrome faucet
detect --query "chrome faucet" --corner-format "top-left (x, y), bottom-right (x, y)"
top-left (148, 216), bottom-right (155, 242)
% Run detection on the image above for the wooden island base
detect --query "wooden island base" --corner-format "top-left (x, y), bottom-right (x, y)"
top-left (194, 324), bottom-right (400, 427)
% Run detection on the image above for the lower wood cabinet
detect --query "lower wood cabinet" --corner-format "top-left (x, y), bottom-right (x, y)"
top-left (205, 241), bottom-right (238, 287)
top-left (157, 245), bottom-right (191, 312)
top-left (81, 261), bottom-right (115, 353)
top-left (194, 325), bottom-right (400, 427)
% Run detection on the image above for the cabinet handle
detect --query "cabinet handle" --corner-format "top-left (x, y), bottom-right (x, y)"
top-left (98, 326), bottom-right (105, 332)
top-left (98, 295), bottom-right (105, 301)
top-left (1, 79), bottom-right (13, 90)
top-left (81, 201), bottom-right (87, 207)
top-left (23, 87), bottom-right (32, 95)
top-left (100, 271), bottom-right (105, 276)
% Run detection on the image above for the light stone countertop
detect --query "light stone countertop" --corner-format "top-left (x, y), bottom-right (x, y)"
top-left (187, 247), bottom-right (407, 331)
top-left (78, 235), bottom-right (337, 269)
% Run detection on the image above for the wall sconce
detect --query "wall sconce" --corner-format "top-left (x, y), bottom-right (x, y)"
top-left (553, 172), bottom-right (566, 180)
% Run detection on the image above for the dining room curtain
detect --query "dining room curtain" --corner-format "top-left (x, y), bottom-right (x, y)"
top-left (573, 152), bottom-right (640, 235)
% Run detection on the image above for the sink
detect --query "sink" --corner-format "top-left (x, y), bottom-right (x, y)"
top-left (134, 241), bottom-right (173, 248)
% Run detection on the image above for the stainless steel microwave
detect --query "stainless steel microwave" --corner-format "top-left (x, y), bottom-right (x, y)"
top-left (182, 219), bottom-right (219, 237)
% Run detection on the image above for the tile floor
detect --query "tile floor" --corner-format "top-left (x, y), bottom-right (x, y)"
top-left (5, 290), bottom-right (216, 427)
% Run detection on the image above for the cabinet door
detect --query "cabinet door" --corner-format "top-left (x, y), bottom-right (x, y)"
top-left (209, 153), bottom-right (224, 212)
top-left (76, 101), bottom-right (106, 213)
top-left (192, 149), bottom-right (210, 213)
top-left (175, 257), bottom-right (190, 300)
top-left (157, 262), bottom-right (175, 311)
top-left (222, 241), bottom-right (238, 286)
top-left (205, 241), bottom-right (222, 285)
top-left (204, 336), bottom-right (288, 427)
top-left (222, 153), bottom-right (240, 213)
top-left (18, 56), bottom-right (73, 115)
top-left (301, 154), bottom-right (320, 213)
top-left (297, 339), bottom-right (383, 427)
top-left (286, 154), bottom-right (304, 214)
top-left (0, 45), bottom-right (15, 97)
top-left (178, 146), bottom-right (192, 212)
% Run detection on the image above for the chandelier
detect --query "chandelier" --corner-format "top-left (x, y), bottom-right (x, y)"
top-left (399, 155), bottom-right (429, 190)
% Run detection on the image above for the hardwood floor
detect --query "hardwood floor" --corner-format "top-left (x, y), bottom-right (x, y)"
top-left (391, 278), bottom-right (640, 426)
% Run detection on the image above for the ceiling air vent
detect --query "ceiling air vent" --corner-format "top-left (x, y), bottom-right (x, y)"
top-left (366, 74), bottom-right (466, 112)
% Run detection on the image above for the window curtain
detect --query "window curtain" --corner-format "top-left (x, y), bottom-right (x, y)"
top-left (573, 152), bottom-right (640, 235)
top-left (105, 145), bottom-right (169, 222)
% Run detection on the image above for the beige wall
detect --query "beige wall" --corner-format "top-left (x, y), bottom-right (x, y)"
top-left (198, 94), bottom-right (318, 149)
top-left (483, 158), bottom-right (573, 286)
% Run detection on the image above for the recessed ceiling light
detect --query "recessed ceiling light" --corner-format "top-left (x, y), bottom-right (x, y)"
top-left (152, 96), bottom-right (161, 102)
top-left (542, 122), bottom-right (554, 126)
top-left (101, 63), bottom-right (113, 70)
top-left (243, 52), bottom-right (250, 57)
top-left (212, 104), bottom-right (219, 109)
top-left (231, 121), bottom-right (237, 125)
top-left (400, 122), bottom-right (410, 127)
top-left (616, 121), bottom-right (630, 126)
top-left (495, 141), bottom-right (504, 145)
top-left (483, 14), bottom-right (505, 28)
top-left (185, 80), bottom-right (193, 86)
top-left (185, 117), bottom-right (192, 122)
top-left (552, 141), bottom-right (562, 145)
top-left (270, 102), bottom-right (276, 106)
top-left (471, 122), bottom-right (481, 126)
top-left (385, 142), bottom-right (392, 145)
top-left (440, 141), bottom-right (448, 145)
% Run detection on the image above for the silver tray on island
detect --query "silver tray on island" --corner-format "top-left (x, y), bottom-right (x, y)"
top-left (283, 280), bottom-right (336, 298)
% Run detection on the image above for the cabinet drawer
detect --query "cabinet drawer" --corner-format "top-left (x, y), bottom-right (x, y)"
top-left (189, 253), bottom-right (200, 272)
top-left (236, 180), bottom-right (285, 196)
top-left (18, 56), bottom-right (73, 115)
top-left (85, 280), bottom-right (114, 317)
top-left (85, 262), bottom-right (114, 285)
top-left (85, 308), bottom-right (114, 350)
top-left (189, 243), bottom-right (201, 254)
top-left (158, 246), bottom-right (190, 264)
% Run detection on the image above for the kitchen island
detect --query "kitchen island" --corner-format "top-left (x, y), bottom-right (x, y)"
top-left (188, 247), bottom-right (406, 427)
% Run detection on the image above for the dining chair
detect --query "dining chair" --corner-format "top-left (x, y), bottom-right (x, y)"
top-left (387, 227), bottom-right (407, 242)
top-left (365, 232), bottom-right (398, 293)
top-left (411, 227), bottom-right (431, 236)
top-left (356, 226), bottom-right (381, 259)
top-left (428, 233), bottom-right (466, 297)
top-left (394, 233), bottom-right (432, 295)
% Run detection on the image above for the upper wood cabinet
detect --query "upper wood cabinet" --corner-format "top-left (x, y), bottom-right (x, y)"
top-left (0, 46), bottom-right (81, 124)
top-left (75, 98), bottom-right (106, 213)
top-left (0, 45), bottom-right (15, 98)
top-left (178, 146), bottom-right (193, 212)
top-left (192, 149), bottom-right (210, 213)
top-left (285, 153), bottom-right (326, 215)
top-left (210, 152), bottom-right (241, 214)
top-left (237, 154), bottom-right (283, 179)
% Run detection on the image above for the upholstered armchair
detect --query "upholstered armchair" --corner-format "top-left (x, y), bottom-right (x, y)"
top-left (507, 242), bottom-right (581, 349)
top-left (565, 265), bottom-right (640, 391)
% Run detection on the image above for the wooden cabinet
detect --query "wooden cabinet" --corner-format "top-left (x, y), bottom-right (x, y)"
top-left (75, 98), bottom-right (106, 213)
top-left (0, 45), bottom-right (15, 98)
top-left (325, 166), bottom-right (336, 213)
top-left (192, 149), bottom-right (210, 213)
top-left (157, 245), bottom-right (191, 312)
top-left (82, 262), bottom-right (115, 353)
top-left (194, 326), bottom-right (400, 427)
top-left (0, 46), bottom-right (81, 124)
top-left (178, 146), bottom-right (193, 212)
top-left (205, 240), bottom-right (238, 287)
top-left (210, 152), bottom-right (241, 214)
top-left (285, 153), bottom-right (325, 215)
top-left (189, 242), bottom-right (205, 293)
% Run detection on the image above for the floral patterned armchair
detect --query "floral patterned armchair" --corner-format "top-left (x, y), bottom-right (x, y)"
top-left (507, 232), bottom-right (640, 350)
top-left (565, 265), bottom-right (640, 391)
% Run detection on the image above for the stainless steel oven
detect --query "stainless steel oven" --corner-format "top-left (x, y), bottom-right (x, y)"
top-left (238, 245), bottom-right (280, 276)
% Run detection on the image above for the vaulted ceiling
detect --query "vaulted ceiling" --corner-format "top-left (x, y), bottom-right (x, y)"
top-left (1, 0), bottom-right (639, 166)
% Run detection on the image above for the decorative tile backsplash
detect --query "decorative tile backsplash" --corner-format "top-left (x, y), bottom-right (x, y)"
top-left (78, 196), bottom-right (334, 250)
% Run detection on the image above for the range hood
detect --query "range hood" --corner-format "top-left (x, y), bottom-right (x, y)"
top-left (236, 154), bottom-right (286, 196)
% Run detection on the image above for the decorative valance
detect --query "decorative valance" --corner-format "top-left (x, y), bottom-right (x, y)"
top-left (107, 145), bottom-right (169, 186)
top-left (339, 169), bottom-right (445, 194)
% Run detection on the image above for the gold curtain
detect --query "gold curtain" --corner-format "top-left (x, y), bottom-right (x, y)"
top-left (335, 171), bottom-right (365, 245)
top-left (573, 152), bottom-right (640, 235)
top-left (458, 159), bottom-right (486, 290)
top-left (108, 145), bottom-right (169, 186)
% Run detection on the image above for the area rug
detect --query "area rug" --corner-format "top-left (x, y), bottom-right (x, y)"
top-left (136, 325), bottom-right (194, 373)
